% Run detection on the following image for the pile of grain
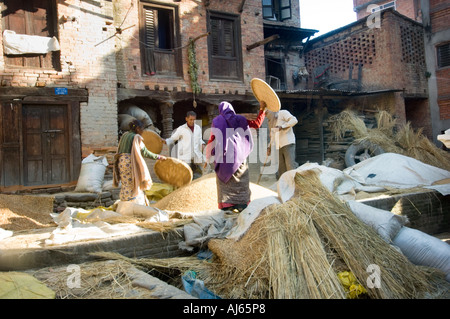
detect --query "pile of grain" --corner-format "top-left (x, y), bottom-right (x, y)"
top-left (152, 173), bottom-right (277, 212)
top-left (0, 194), bottom-right (55, 231)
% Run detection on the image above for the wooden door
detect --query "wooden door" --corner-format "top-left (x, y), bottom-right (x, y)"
top-left (22, 104), bottom-right (70, 186)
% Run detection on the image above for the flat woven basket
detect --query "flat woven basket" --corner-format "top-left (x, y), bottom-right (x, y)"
top-left (141, 129), bottom-right (163, 154)
top-left (154, 157), bottom-right (193, 188)
top-left (250, 78), bottom-right (281, 112)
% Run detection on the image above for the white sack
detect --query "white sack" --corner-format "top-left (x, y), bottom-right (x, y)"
top-left (116, 201), bottom-right (164, 219)
top-left (3, 30), bottom-right (60, 55)
top-left (277, 162), bottom-right (384, 203)
top-left (121, 105), bottom-right (153, 127)
top-left (393, 226), bottom-right (450, 282)
top-left (75, 154), bottom-right (108, 193)
top-left (0, 228), bottom-right (13, 241)
top-left (343, 153), bottom-right (450, 194)
top-left (227, 196), bottom-right (281, 241)
top-left (346, 200), bottom-right (408, 243)
top-left (118, 114), bottom-right (137, 131)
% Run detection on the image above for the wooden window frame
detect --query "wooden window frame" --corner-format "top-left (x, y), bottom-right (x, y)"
top-left (207, 11), bottom-right (243, 81)
top-left (139, 1), bottom-right (182, 77)
top-left (437, 42), bottom-right (450, 69)
top-left (1, 0), bottom-right (60, 70)
top-left (262, 0), bottom-right (292, 22)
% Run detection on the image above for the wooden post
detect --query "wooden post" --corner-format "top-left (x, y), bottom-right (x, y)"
top-left (238, 0), bottom-right (246, 12)
top-left (246, 34), bottom-right (280, 51)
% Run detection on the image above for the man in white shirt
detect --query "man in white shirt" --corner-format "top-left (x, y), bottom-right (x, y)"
top-left (266, 109), bottom-right (298, 178)
top-left (165, 111), bottom-right (205, 178)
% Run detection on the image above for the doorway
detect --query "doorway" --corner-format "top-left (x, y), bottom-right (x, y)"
top-left (22, 104), bottom-right (70, 186)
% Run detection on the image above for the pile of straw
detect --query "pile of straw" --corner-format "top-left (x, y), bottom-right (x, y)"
top-left (330, 110), bottom-right (450, 171)
top-left (31, 259), bottom-right (156, 299)
top-left (196, 169), bottom-right (443, 299)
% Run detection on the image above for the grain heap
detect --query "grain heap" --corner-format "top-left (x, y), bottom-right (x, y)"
top-left (152, 173), bottom-right (277, 212)
top-left (0, 194), bottom-right (55, 231)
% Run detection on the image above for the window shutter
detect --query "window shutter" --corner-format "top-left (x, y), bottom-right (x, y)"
top-left (144, 7), bottom-right (156, 48)
top-left (211, 18), bottom-right (220, 55)
top-left (223, 20), bottom-right (234, 57)
top-left (280, 0), bottom-right (292, 21)
top-left (437, 43), bottom-right (450, 68)
top-left (262, 0), bottom-right (274, 19)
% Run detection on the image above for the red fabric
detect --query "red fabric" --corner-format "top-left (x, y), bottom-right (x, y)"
top-left (206, 110), bottom-right (265, 146)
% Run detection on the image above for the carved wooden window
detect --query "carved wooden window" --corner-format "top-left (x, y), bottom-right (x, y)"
top-left (139, 1), bottom-right (182, 77)
top-left (1, 0), bottom-right (60, 70)
top-left (208, 11), bottom-right (243, 81)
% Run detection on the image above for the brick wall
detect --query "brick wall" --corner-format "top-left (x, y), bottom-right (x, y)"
top-left (430, 0), bottom-right (450, 33)
top-left (0, 0), bottom-right (119, 155)
top-left (304, 10), bottom-right (427, 95)
top-left (115, 0), bottom-right (266, 96)
top-left (354, 0), bottom-right (422, 22)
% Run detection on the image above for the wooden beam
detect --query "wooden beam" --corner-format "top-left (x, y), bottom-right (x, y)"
top-left (246, 34), bottom-right (280, 51)
top-left (238, 0), bottom-right (246, 12)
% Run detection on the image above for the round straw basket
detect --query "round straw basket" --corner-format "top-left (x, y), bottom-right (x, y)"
top-left (154, 157), bottom-right (193, 188)
top-left (251, 78), bottom-right (281, 112)
top-left (141, 129), bottom-right (163, 154)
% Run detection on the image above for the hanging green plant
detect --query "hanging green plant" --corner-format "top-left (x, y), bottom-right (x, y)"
top-left (187, 39), bottom-right (201, 97)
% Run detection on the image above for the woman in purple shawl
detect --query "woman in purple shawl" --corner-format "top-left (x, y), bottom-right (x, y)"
top-left (205, 101), bottom-right (266, 212)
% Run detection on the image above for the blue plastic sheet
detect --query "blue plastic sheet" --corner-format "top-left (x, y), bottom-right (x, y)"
top-left (181, 270), bottom-right (220, 299)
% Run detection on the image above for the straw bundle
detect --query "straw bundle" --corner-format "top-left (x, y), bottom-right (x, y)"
top-left (292, 169), bottom-right (433, 299)
top-left (264, 200), bottom-right (347, 299)
top-left (330, 109), bottom-right (450, 171)
top-left (195, 169), bottom-right (441, 299)
top-left (205, 213), bottom-right (270, 299)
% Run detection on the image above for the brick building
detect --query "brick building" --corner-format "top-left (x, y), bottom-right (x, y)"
top-left (353, 0), bottom-right (423, 22)
top-left (353, 0), bottom-right (450, 145)
top-left (0, 0), bottom-right (316, 191)
top-left (421, 0), bottom-right (450, 144)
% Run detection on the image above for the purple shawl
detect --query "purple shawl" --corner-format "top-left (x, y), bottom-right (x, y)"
top-left (211, 102), bottom-right (253, 183)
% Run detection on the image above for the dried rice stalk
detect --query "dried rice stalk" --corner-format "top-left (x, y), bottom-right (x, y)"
top-left (330, 110), bottom-right (368, 140)
top-left (293, 170), bottom-right (434, 299)
top-left (32, 260), bottom-right (140, 299)
top-left (330, 109), bottom-right (450, 171)
top-left (264, 201), bottom-right (346, 299)
top-left (91, 251), bottom-right (204, 272)
top-left (205, 214), bottom-right (271, 299)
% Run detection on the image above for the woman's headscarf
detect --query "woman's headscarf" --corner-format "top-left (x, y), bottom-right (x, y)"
top-left (211, 101), bottom-right (253, 183)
